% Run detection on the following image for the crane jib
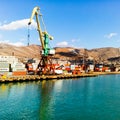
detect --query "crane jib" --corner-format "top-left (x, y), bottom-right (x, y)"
top-left (28, 6), bottom-right (54, 56)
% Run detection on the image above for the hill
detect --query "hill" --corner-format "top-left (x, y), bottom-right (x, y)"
top-left (0, 44), bottom-right (119, 63)
top-left (0, 43), bottom-right (41, 59)
top-left (55, 47), bottom-right (120, 63)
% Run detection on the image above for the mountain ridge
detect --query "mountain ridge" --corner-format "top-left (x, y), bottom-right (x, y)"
top-left (0, 44), bottom-right (119, 63)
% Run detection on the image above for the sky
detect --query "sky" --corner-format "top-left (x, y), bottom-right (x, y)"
top-left (0, 0), bottom-right (120, 49)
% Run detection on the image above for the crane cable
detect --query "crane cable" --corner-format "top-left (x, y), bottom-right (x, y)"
top-left (38, 11), bottom-right (47, 32)
top-left (39, 14), bottom-right (52, 49)
top-left (27, 25), bottom-right (30, 46)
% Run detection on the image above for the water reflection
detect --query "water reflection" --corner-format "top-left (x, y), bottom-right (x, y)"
top-left (0, 75), bottom-right (120, 120)
top-left (39, 80), bottom-right (55, 120)
top-left (0, 80), bottom-right (65, 120)
top-left (0, 82), bottom-right (26, 100)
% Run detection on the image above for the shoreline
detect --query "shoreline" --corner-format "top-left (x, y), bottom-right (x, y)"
top-left (0, 72), bottom-right (120, 83)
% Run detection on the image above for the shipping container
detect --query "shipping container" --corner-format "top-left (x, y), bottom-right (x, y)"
top-left (12, 71), bottom-right (27, 76)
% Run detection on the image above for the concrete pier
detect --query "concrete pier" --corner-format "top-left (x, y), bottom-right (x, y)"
top-left (0, 73), bottom-right (97, 83)
top-left (0, 72), bottom-right (120, 83)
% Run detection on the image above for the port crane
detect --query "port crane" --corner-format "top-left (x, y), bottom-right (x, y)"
top-left (28, 6), bottom-right (55, 74)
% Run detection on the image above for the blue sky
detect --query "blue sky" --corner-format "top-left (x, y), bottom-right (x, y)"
top-left (0, 0), bottom-right (120, 49)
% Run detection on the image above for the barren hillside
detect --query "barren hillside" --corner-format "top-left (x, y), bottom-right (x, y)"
top-left (0, 44), bottom-right (41, 59)
top-left (87, 47), bottom-right (120, 62)
top-left (0, 44), bottom-right (119, 63)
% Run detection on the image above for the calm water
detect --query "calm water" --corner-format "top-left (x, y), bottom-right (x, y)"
top-left (0, 75), bottom-right (120, 120)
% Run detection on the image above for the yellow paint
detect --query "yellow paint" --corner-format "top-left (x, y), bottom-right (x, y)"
top-left (2, 75), bottom-right (6, 79)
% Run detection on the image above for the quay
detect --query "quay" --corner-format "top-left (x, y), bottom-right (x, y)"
top-left (0, 73), bottom-right (97, 83)
top-left (0, 72), bottom-right (120, 83)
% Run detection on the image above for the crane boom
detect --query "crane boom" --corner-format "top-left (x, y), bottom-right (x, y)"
top-left (28, 6), bottom-right (45, 49)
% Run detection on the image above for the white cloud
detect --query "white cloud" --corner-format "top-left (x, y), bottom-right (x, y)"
top-left (56, 39), bottom-right (82, 48)
top-left (71, 38), bottom-right (80, 43)
top-left (71, 39), bottom-right (76, 42)
top-left (56, 41), bottom-right (68, 47)
top-left (104, 32), bottom-right (118, 39)
top-left (0, 19), bottom-right (36, 30)
top-left (0, 40), bottom-right (24, 46)
top-left (10, 42), bottom-right (24, 46)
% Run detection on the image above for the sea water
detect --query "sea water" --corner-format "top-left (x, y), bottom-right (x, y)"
top-left (0, 75), bottom-right (120, 120)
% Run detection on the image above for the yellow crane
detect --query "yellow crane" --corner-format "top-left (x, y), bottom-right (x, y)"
top-left (28, 6), bottom-right (55, 75)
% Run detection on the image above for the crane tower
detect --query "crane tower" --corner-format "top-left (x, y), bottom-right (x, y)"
top-left (28, 6), bottom-right (55, 75)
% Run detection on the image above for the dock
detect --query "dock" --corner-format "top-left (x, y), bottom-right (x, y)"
top-left (0, 73), bottom-right (98, 83)
top-left (0, 72), bottom-right (120, 83)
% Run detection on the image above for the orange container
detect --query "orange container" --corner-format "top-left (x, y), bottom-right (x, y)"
top-left (12, 71), bottom-right (26, 76)
top-left (77, 71), bottom-right (81, 74)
